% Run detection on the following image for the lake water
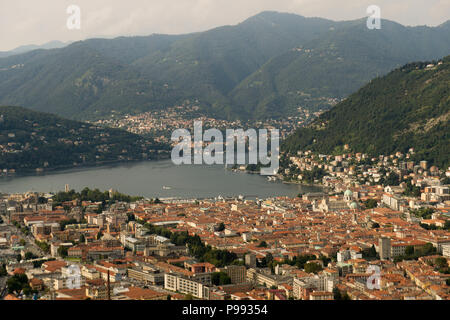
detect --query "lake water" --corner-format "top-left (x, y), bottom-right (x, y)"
top-left (0, 160), bottom-right (321, 199)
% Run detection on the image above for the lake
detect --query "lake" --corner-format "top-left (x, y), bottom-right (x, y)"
top-left (0, 160), bottom-right (321, 199)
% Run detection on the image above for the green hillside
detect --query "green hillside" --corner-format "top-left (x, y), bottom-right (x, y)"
top-left (282, 56), bottom-right (450, 168)
top-left (0, 12), bottom-right (449, 121)
top-left (0, 106), bottom-right (167, 172)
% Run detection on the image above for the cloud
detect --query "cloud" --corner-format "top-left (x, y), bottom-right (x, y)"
top-left (0, 0), bottom-right (448, 51)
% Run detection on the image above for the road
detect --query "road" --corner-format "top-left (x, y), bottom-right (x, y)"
top-left (7, 224), bottom-right (46, 258)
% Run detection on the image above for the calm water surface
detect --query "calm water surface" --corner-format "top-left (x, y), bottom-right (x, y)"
top-left (0, 160), bottom-right (321, 199)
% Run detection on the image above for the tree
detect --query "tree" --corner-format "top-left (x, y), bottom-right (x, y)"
top-left (257, 241), bottom-right (268, 248)
top-left (304, 262), bottom-right (323, 274)
top-left (0, 264), bottom-right (7, 276)
top-left (364, 199), bottom-right (378, 209)
top-left (333, 287), bottom-right (351, 300)
top-left (24, 252), bottom-right (35, 260)
top-left (435, 257), bottom-right (448, 269)
top-left (333, 287), bottom-right (342, 300)
top-left (60, 219), bottom-right (78, 231)
top-left (384, 172), bottom-right (400, 186)
top-left (211, 272), bottom-right (232, 286)
top-left (405, 246), bottom-right (414, 256)
top-left (7, 274), bottom-right (31, 294)
top-left (363, 245), bottom-right (377, 259)
top-left (444, 220), bottom-right (450, 231)
top-left (216, 223), bottom-right (225, 232)
top-left (57, 246), bottom-right (68, 258)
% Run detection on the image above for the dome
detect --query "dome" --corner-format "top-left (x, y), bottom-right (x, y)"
top-left (344, 189), bottom-right (353, 197)
top-left (350, 202), bottom-right (358, 209)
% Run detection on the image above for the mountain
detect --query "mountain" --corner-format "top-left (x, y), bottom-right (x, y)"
top-left (282, 56), bottom-right (450, 168)
top-left (0, 12), bottom-right (449, 121)
top-left (0, 106), bottom-right (167, 172)
top-left (0, 41), bottom-right (68, 58)
top-left (230, 19), bottom-right (450, 118)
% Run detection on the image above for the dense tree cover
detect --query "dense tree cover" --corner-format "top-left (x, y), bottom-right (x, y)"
top-left (59, 219), bottom-right (79, 231)
top-left (432, 257), bottom-right (450, 274)
top-left (257, 241), bottom-right (268, 248)
top-left (283, 56), bottom-right (450, 168)
top-left (24, 252), bottom-right (37, 260)
top-left (403, 179), bottom-right (422, 197)
top-left (333, 287), bottom-right (351, 300)
top-left (53, 187), bottom-right (143, 205)
top-left (304, 262), bottom-right (323, 274)
top-left (0, 264), bottom-right (7, 276)
top-left (142, 223), bottom-right (238, 267)
top-left (245, 162), bottom-right (270, 172)
top-left (35, 240), bottom-right (50, 253)
top-left (411, 208), bottom-right (435, 220)
top-left (33, 258), bottom-right (55, 269)
top-left (364, 199), bottom-right (378, 209)
top-left (282, 163), bottom-right (326, 183)
top-left (420, 224), bottom-right (439, 230)
top-left (0, 13), bottom-right (449, 121)
top-left (0, 106), bottom-right (168, 172)
top-left (7, 274), bottom-right (33, 295)
top-left (446, 221), bottom-right (450, 231)
top-left (211, 272), bottom-right (232, 286)
top-left (299, 167), bottom-right (326, 183)
top-left (57, 246), bottom-right (68, 258)
top-left (257, 253), bottom-right (274, 271)
top-left (379, 172), bottom-right (400, 187)
top-left (362, 245), bottom-right (378, 259)
top-left (271, 254), bottom-right (319, 271)
top-left (419, 221), bottom-right (450, 231)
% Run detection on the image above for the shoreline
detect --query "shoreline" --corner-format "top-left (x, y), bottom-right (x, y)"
top-left (281, 180), bottom-right (325, 188)
top-left (0, 155), bottom-right (171, 179)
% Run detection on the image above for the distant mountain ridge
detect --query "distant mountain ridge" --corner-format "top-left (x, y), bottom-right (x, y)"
top-left (0, 11), bottom-right (449, 120)
top-left (0, 41), bottom-right (68, 58)
top-left (282, 56), bottom-right (450, 168)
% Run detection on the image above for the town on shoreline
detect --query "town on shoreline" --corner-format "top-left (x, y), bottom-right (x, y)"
top-left (1, 148), bottom-right (449, 301)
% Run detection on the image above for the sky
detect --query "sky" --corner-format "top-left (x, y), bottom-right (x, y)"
top-left (1, 0), bottom-right (449, 51)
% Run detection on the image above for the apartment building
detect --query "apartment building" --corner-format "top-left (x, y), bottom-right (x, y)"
top-left (164, 273), bottom-right (211, 299)
top-left (127, 267), bottom-right (164, 285)
top-left (246, 268), bottom-right (291, 288)
top-left (221, 265), bottom-right (247, 284)
top-left (379, 237), bottom-right (391, 260)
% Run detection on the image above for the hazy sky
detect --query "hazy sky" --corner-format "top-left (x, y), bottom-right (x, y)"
top-left (1, 0), bottom-right (449, 51)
